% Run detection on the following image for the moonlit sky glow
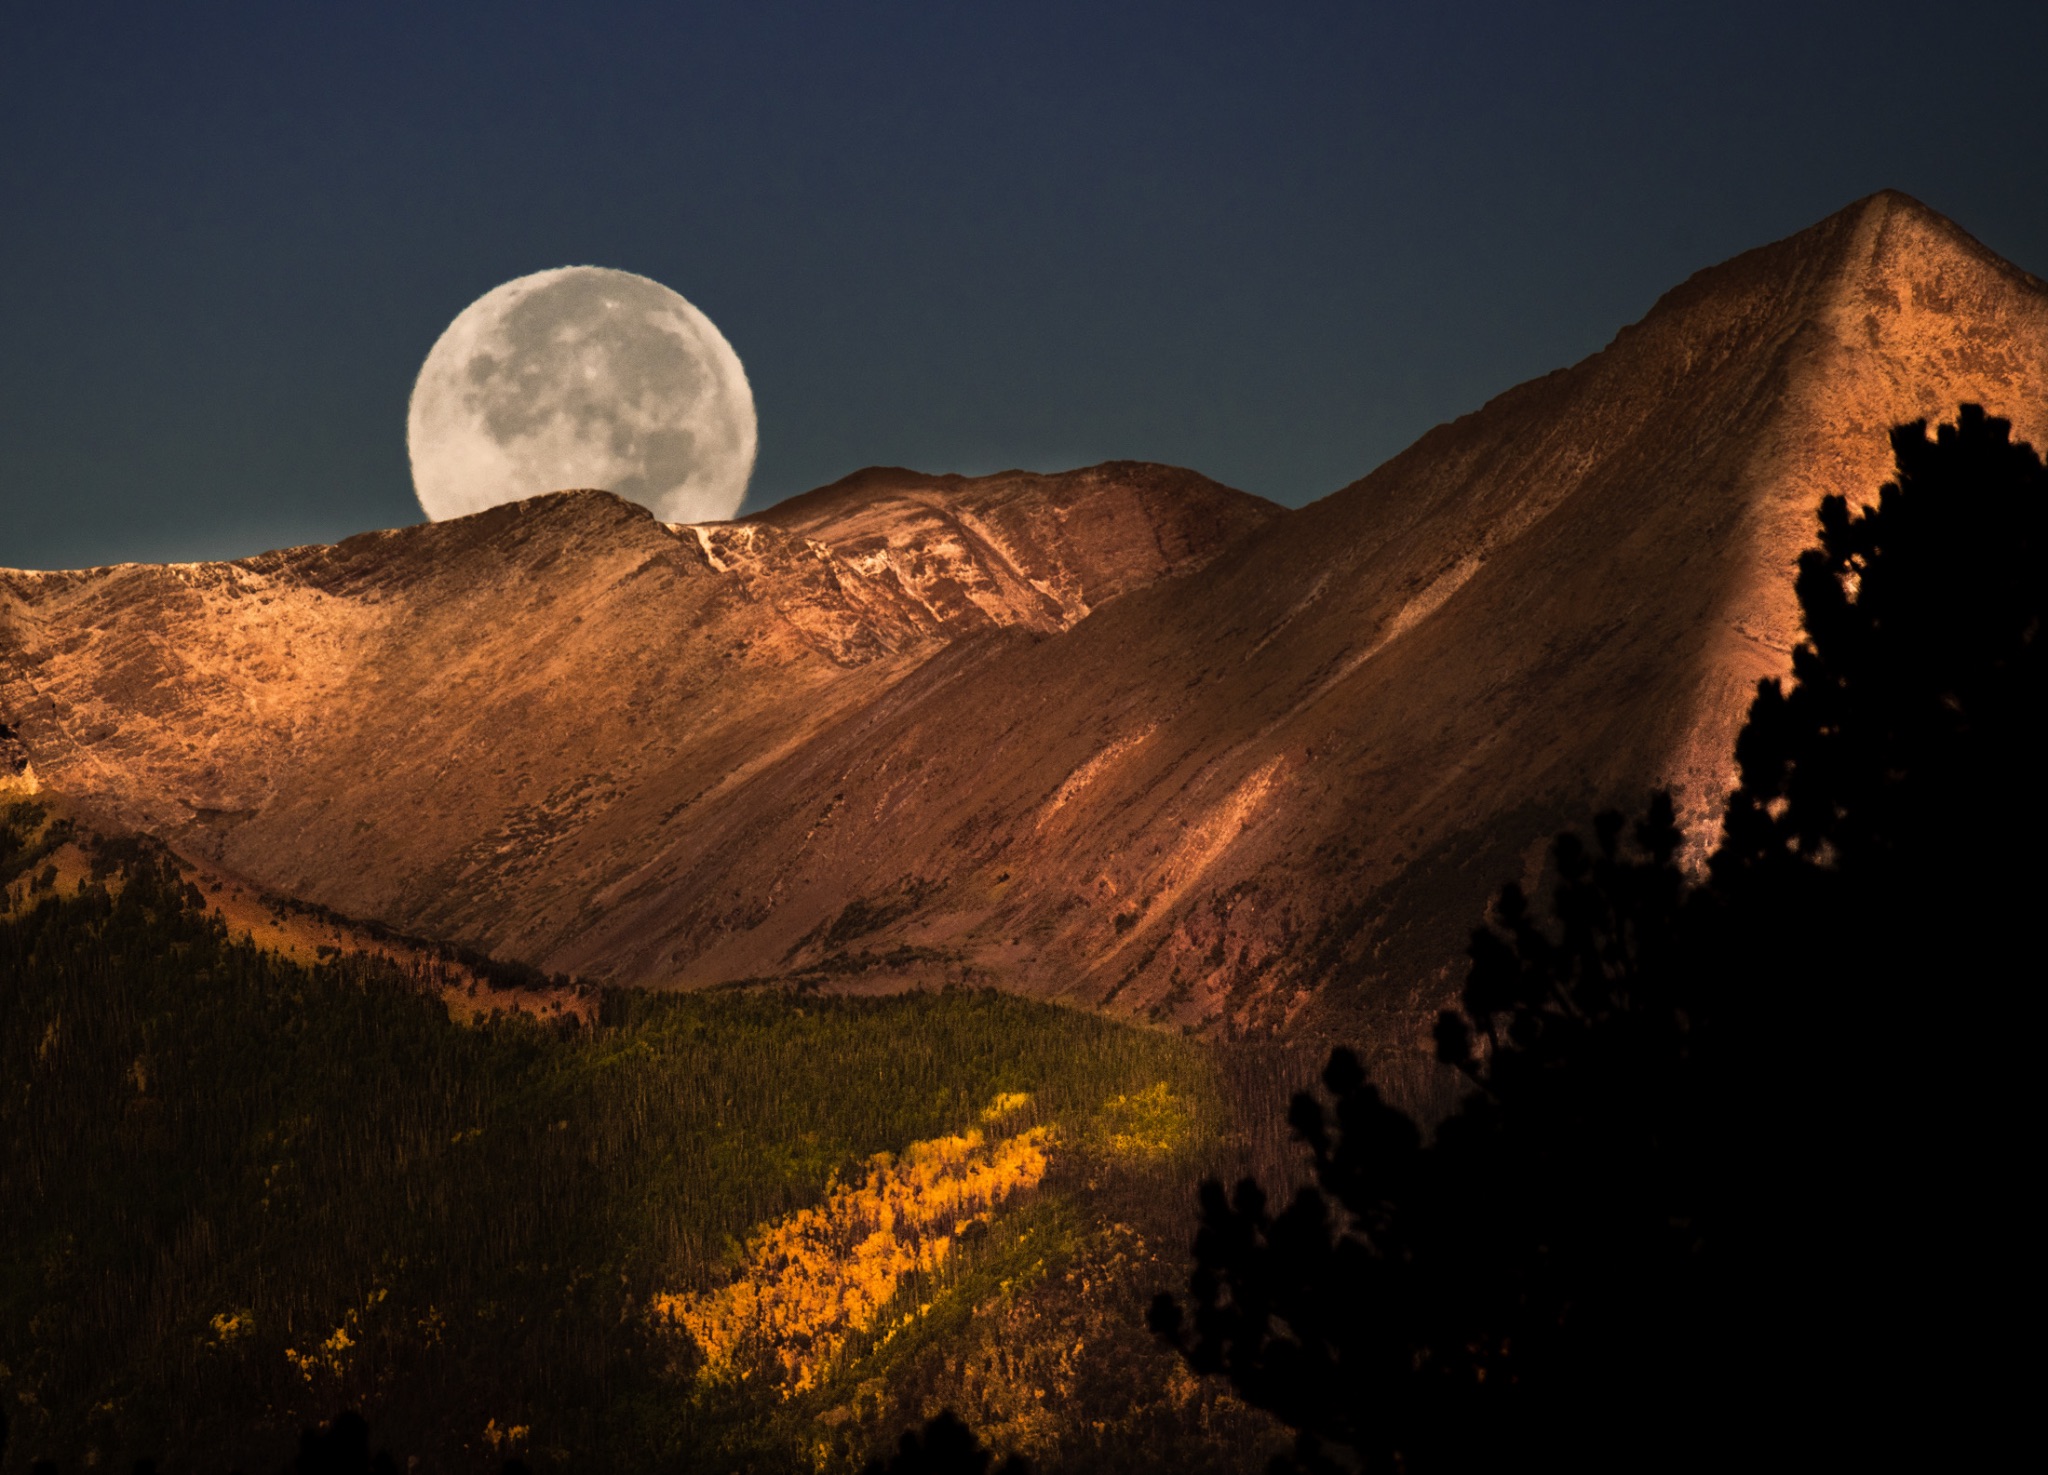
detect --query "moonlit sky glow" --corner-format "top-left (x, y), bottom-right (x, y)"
top-left (1, 2), bottom-right (2044, 568)
top-left (408, 268), bottom-right (756, 524)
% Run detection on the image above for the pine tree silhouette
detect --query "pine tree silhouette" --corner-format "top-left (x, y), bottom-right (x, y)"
top-left (1708, 404), bottom-right (2044, 1466)
top-left (860, 1412), bottom-right (1030, 1475)
top-left (1151, 799), bottom-right (1722, 1473)
top-left (1152, 405), bottom-right (2044, 1471)
top-left (290, 1412), bottom-right (397, 1475)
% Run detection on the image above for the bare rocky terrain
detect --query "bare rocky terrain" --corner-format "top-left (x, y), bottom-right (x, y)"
top-left (5, 190), bottom-right (2044, 1068)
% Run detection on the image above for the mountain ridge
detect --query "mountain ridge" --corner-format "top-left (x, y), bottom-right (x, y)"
top-left (0, 462), bottom-right (1276, 976)
top-left (4, 190), bottom-right (2042, 1073)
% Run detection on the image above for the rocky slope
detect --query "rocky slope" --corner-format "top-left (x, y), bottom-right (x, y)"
top-left (4, 191), bottom-right (2043, 1068)
top-left (0, 462), bottom-right (1274, 971)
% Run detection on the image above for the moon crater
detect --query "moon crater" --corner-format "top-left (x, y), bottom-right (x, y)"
top-left (408, 267), bottom-right (756, 525)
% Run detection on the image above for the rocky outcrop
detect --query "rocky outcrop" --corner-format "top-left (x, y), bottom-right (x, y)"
top-left (0, 720), bottom-right (35, 795)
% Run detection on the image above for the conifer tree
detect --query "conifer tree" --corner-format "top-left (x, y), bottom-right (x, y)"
top-left (1152, 406), bottom-right (2045, 1471)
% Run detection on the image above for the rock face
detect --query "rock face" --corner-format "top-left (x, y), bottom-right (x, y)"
top-left (4, 192), bottom-right (2044, 1060)
top-left (0, 720), bottom-right (35, 795)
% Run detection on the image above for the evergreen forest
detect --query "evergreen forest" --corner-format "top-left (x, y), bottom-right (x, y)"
top-left (0, 820), bottom-right (1277, 1472)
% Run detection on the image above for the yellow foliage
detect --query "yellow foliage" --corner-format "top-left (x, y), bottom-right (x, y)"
top-left (980, 1092), bottom-right (1031, 1124)
top-left (206, 1310), bottom-right (253, 1347)
top-left (481, 1419), bottom-right (530, 1451)
top-left (1097, 1082), bottom-right (1195, 1159)
top-left (653, 1109), bottom-right (1053, 1397)
top-left (284, 1320), bottom-right (355, 1385)
top-left (281, 1288), bottom-right (386, 1387)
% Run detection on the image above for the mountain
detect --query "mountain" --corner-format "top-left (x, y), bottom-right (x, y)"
top-left (4, 191), bottom-right (2044, 1072)
top-left (0, 461), bottom-right (1273, 972)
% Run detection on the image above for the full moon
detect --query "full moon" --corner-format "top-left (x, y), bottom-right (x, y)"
top-left (407, 267), bottom-right (756, 524)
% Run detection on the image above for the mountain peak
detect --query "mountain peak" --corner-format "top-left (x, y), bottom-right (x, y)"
top-left (2, 198), bottom-right (2041, 1063)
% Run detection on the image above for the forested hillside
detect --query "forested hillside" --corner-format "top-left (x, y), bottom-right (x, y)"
top-left (0, 808), bottom-right (1278, 1472)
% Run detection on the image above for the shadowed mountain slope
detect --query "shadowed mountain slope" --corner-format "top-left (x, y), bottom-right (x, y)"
top-left (3, 193), bottom-right (2043, 1065)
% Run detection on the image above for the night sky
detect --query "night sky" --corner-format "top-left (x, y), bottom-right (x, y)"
top-left (4, 1), bottom-right (2044, 570)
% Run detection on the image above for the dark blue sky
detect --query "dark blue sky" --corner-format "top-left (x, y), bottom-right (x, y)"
top-left (4, 1), bottom-right (2044, 569)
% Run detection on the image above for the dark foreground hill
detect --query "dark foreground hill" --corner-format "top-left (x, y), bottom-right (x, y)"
top-left (4, 191), bottom-right (2045, 1076)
